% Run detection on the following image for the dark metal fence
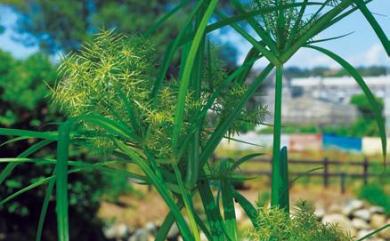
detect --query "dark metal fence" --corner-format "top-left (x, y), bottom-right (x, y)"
top-left (240, 157), bottom-right (382, 193)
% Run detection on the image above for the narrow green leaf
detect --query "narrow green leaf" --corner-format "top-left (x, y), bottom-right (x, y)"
top-left (0, 139), bottom-right (53, 185)
top-left (0, 176), bottom-right (53, 206)
top-left (327, 0), bottom-right (374, 28)
top-left (206, 2), bottom-right (323, 34)
top-left (0, 162), bottom-right (111, 205)
top-left (308, 45), bottom-right (387, 161)
top-left (215, 11), bottom-right (280, 65)
top-left (173, 0), bottom-right (219, 149)
top-left (173, 165), bottom-right (200, 241)
top-left (75, 114), bottom-right (138, 141)
top-left (0, 128), bottom-right (57, 140)
top-left (150, 0), bottom-right (205, 100)
top-left (287, 0), bottom-right (308, 45)
top-left (155, 212), bottom-right (176, 241)
top-left (0, 136), bottom-right (30, 147)
top-left (230, 0), bottom-right (277, 53)
top-left (306, 31), bottom-right (355, 44)
top-left (198, 180), bottom-right (225, 241)
top-left (280, 0), bottom-right (355, 62)
top-left (185, 5), bottom-right (204, 188)
top-left (194, 211), bottom-right (213, 241)
top-left (176, 52), bottom-right (259, 160)
top-left (200, 64), bottom-right (274, 167)
top-left (35, 177), bottom-right (55, 241)
top-left (233, 190), bottom-right (258, 228)
top-left (356, 224), bottom-right (390, 241)
top-left (56, 121), bottom-right (72, 241)
top-left (115, 141), bottom-right (194, 241)
top-left (221, 181), bottom-right (237, 241)
top-left (354, 0), bottom-right (390, 56)
top-left (145, 0), bottom-right (190, 36)
top-left (116, 89), bottom-right (142, 135)
top-left (230, 153), bottom-right (264, 171)
top-left (288, 167), bottom-right (323, 187)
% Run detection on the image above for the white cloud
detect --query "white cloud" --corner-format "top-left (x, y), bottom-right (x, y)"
top-left (349, 43), bottom-right (389, 66)
top-left (0, 6), bottom-right (39, 59)
top-left (285, 48), bottom-right (339, 68)
top-left (241, 43), bottom-right (390, 69)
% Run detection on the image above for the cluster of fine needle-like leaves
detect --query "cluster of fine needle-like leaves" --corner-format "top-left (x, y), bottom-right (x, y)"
top-left (53, 30), bottom-right (266, 160)
top-left (249, 201), bottom-right (354, 241)
top-left (252, 0), bottom-right (298, 40)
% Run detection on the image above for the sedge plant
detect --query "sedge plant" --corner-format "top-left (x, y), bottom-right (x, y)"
top-left (249, 201), bottom-right (354, 241)
top-left (0, 1), bottom-right (389, 241)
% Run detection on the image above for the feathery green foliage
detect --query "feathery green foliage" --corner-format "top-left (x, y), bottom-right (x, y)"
top-left (249, 201), bottom-right (354, 241)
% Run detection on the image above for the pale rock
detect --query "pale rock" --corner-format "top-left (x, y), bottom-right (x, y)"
top-left (357, 229), bottom-right (375, 240)
top-left (128, 229), bottom-right (149, 241)
top-left (104, 223), bottom-right (129, 239)
top-left (377, 219), bottom-right (390, 240)
top-left (167, 223), bottom-right (179, 239)
top-left (235, 203), bottom-right (244, 221)
top-left (353, 209), bottom-right (371, 221)
top-left (200, 232), bottom-right (208, 241)
top-left (371, 214), bottom-right (386, 229)
top-left (145, 222), bottom-right (157, 235)
top-left (342, 199), bottom-right (364, 216)
top-left (315, 207), bottom-right (325, 219)
top-left (352, 218), bottom-right (369, 230)
top-left (322, 214), bottom-right (356, 236)
top-left (369, 206), bottom-right (385, 214)
top-left (329, 204), bottom-right (343, 214)
top-left (239, 217), bottom-right (253, 229)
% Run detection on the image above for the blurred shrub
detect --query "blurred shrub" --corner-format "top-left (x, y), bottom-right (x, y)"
top-left (359, 183), bottom-right (390, 215)
top-left (0, 50), bottom-right (131, 240)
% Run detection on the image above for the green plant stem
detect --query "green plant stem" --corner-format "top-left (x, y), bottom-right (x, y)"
top-left (173, 165), bottom-right (200, 241)
top-left (56, 121), bottom-right (73, 241)
top-left (281, 0), bottom-right (355, 62)
top-left (356, 224), bottom-right (390, 241)
top-left (271, 65), bottom-right (283, 208)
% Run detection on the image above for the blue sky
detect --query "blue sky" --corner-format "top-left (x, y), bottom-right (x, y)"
top-left (1, 1), bottom-right (389, 68)
top-left (216, 0), bottom-right (390, 67)
top-left (0, 6), bottom-right (39, 58)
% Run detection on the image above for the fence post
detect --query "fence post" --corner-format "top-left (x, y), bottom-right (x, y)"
top-left (323, 157), bottom-right (329, 188)
top-left (340, 172), bottom-right (346, 194)
top-left (363, 157), bottom-right (369, 185)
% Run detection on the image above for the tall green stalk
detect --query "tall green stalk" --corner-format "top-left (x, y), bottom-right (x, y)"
top-left (271, 65), bottom-right (283, 207)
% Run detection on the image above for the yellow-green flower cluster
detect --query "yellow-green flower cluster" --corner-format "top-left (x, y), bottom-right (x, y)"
top-left (249, 201), bottom-right (354, 241)
top-left (53, 30), bottom-right (267, 159)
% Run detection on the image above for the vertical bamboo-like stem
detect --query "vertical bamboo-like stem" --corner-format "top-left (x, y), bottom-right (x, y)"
top-left (279, 146), bottom-right (289, 212)
top-left (271, 65), bottom-right (283, 207)
top-left (185, 2), bottom-right (203, 189)
top-left (56, 121), bottom-right (72, 241)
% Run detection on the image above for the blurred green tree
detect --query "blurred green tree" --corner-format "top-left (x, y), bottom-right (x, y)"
top-left (0, 49), bottom-right (130, 241)
top-left (1, 0), bottom-right (237, 67)
top-left (2, 0), bottom-right (179, 53)
top-left (323, 94), bottom-right (384, 137)
top-left (0, 50), bottom-right (56, 128)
